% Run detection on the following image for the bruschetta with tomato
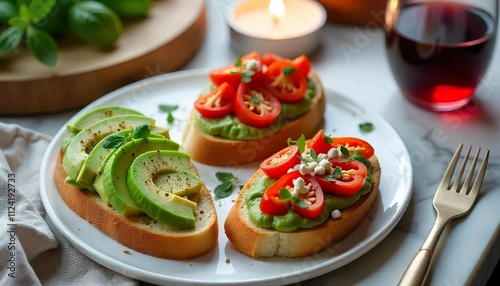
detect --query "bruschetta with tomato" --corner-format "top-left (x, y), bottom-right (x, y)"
top-left (182, 51), bottom-right (325, 166)
top-left (224, 130), bottom-right (381, 258)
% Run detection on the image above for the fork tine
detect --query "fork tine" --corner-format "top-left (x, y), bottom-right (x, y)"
top-left (437, 143), bottom-right (463, 191)
top-left (461, 147), bottom-right (480, 194)
top-left (467, 149), bottom-right (489, 199)
top-left (450, 145), bottom-right (472, 193)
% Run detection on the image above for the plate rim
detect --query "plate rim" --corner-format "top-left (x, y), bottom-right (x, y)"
top-left (40, 68), bottom-right (414, 285)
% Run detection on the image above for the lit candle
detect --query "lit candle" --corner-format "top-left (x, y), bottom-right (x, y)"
top-left (227, 0), bottom-right (326, 58)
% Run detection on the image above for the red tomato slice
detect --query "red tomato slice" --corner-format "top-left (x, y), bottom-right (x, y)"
top-left (260, 145), bottom-right (301, 179)
top-left (291, 175), bottom-right (324, 219)
top-left (194, 82), bottom-right (236, 118)
top-left (332, 137), bottom-right (375, 159)
top-left (316, 158), bottom-right (368, 196)
top-left (234, 83), bottom-right (281, 127)
top-left (292, 55), bottom-right (311, 76)
top-left (260, 172), bottom-right (302, 216)
top-left (307, 129), bottom-right (333, 155)
top-left (260, 172), bottom-right (324, 219)
top-left (261, 53), bottom-right (311, 76)
top-left (263, 60), bottom-right (308, 103)
top-left (209, 51), bottom-right (262, 90)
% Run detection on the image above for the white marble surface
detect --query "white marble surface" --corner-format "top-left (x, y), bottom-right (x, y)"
top-left (2, 1), bottom-right (499, 285)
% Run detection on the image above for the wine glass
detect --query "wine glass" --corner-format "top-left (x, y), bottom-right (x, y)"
top-left (385, 0), bottom-right (498, 111)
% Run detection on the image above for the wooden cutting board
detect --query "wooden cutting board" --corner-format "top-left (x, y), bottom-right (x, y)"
top-left (0, 0), bottom-right (206, 115)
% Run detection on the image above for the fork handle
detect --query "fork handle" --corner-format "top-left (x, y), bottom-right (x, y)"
top-left (398, 249), bottom-right (433, 286)
top-left (399, 216), bottom-right (449, 286)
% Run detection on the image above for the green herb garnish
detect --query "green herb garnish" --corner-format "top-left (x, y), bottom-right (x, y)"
top-left (359, 122), bottom-right (374, 133)
top-left (287, 134), bottom-right (306, 153)
top-left (279, 188), bottom-right (308, 208)
top-left (214, 172), bottom-right (237, 198)
top-left (102, 124), bottom-right (151, 149)
top-left (241, 70), bottom-right (255, 83)
top-left (159, 104), bottom-right (179, 124)
top-left (282, 66), bottom-right (295, 76)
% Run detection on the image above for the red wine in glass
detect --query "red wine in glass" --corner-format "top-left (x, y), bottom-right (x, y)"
top-left (385, 1), bottom-right (497, 111)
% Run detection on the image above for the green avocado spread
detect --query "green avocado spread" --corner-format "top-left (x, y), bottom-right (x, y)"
top-left (195, 78), bottom-right (317, 141)
top-left (245, 169), bottom-right (373, 232)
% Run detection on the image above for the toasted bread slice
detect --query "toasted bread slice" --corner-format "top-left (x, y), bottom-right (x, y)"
top-left (181, 72), bottom-right (326, 166)
top-left (54, 152), bottom-right (218, 260)
top-left (224, 156), bottom-right (381, 258)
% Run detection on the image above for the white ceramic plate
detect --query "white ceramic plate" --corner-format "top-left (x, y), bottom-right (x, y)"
top-left (40, 69), bottom-right (413, 286)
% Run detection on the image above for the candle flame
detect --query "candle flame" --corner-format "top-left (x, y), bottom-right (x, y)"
top-left (269, 0), bottom-right (285, 18)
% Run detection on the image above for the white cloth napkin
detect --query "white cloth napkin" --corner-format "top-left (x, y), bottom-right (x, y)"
top-left (0, 122), bottom-right (138, 286)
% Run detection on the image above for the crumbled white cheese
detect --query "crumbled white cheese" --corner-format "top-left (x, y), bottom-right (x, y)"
top-left (331, 209), bottom-right (341, 219)
top-left (314, 165), bottom-right (325, 175)
top-left (328, 148), bottom-right (339, 159)
top-left (245, 59), bottom-right (261, 71)
top-left (293, 177), bottom-right (310, 194)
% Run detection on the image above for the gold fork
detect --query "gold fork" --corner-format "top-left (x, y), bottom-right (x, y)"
top-left (398, 144), bottom-right (489, 286)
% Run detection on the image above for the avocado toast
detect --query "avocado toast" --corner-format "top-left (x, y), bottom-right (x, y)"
top-left (54, 106), bottom-right (218, 259)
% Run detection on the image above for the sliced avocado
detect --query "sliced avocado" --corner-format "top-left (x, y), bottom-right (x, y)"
top-left (126, 150), bottom-right (203, 229)
top-left (62, 115), bottom-right (156, 181)
top-left (102, 137), bottom-right (180, 215)
top-left (76, 130), bottom-right (165, 189)
top-left (61, 133), bottom-right (76, 153)
top-left (66, 106), bottom-right (144, 134)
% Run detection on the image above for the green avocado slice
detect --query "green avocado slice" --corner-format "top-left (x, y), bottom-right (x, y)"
top-left (126, 150), bottom-right (203, 229)
top-left (66, 106), bottom-right (144, 134)
top-left (62, 115), bottom-right (156, 183)
top-left (102, 137), bottom-right (180, 216)
top-left (76, 131), bottom-right (166, 190)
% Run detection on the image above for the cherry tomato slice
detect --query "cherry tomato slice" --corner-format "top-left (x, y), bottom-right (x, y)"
top-left (263, 60), bottom-right (308, 103)
top-left (291, 175), bottom-right (324, 219)
top-left (260, 172), bottom-right (325, 219)
top-left (316, 158), bottom-right (368, 196)
top-left (234, 83), bottom-right (281, 127)
top-left (307, 129), bottom-right (333, 155)
top-left (260, 145), bottom-right (301, 179)
top-left (261, 53), bottom-right (311, 76)
top-left (260, 172), bottom-right (302, 216)
top-left (292, 55), bottom-right (311, 76)
top-left (332, 137), bottom-right (375, 159)
top-left (209, 51), bottom-right (262, 90)
top-left (194, 82), bottom-right (236, 118)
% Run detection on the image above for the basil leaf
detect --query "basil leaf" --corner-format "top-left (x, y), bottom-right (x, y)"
top-left (296, 134), bottom-right (306, 153)
top-left (359, 122), bottom-right (374, 133)
top-left (234, 55), bottom-right (242, 67)
top-left (293, 198), bottom-right (308, 208)
top-left (216, 172), bottom-right (235, 182)
top-left (29, 0), bottom-right (56, 24)
top-left (340, 146), bottom-right (350, 158)
top-left (102, 133), bottom-right (127, 149)
top-left (167, 113), bottom-right (174, 124)
top-left (332, 167), bottom-right (342, 179)
top-left (8, 16), bottom-right (28, 29)
top-left (279, 188), bottom-right (292, 200)
top-left (0, 2), bottom-right (16, 22)
top-left (310, 149), bottom-right (317, 161)
top-left (323, 135), bottom-right (333, 144)
top-left (282, 66), bottom-right (295, 75)
top-left (241, 70), bottom-right (255, 83)
top-left (26, 27), bottom-right (57, 67)
top-left (214, 181), bottom-right (233, 198)
top-left (323, 174), bottom-right (336, 182)
top-left (158, 104), bottom-right (178, 113)
top-left (132, 124), bottom-right (150, 139)
top-left (0, 26), bottom-right (23, 53)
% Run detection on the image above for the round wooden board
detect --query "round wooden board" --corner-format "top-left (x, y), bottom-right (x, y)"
top-left (0, 0), bottom-right (206, 115)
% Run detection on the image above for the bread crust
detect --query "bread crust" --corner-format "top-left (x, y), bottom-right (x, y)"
top-left (54, 152), bottom-right (218, 260)
top-left (224, 156), bottom-right (381, 258)
top-left (181, 72), bottom-right (326, 166)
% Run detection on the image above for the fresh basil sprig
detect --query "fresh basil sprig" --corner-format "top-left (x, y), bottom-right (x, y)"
top-left (359, 122), bottom-right (374, 133)
top-left (279, 188), bottom-right (308, 208)
top-left (214, 172), bottom-right (237, 198)
top-left (339, 145), bottom-right (369, 167)
top-left (158, 104), bottom-right (178, 124)
top-left (0, 0), bottom-right (58, 66)
top-left (102, 124), bottom-right (151, 149)
top-left (287, 134), bottom-right (306, 153)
